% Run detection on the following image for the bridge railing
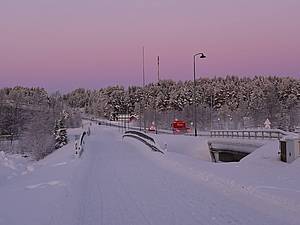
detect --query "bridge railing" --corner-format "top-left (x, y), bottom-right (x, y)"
top-left (124, 130), bottom-right (155, 144)
top-left (210, 129), bottom-right (287, 140)
top-left (122, 130), bottom-right (164, 154)
top-left (75, 131), bottom-right (87, 157)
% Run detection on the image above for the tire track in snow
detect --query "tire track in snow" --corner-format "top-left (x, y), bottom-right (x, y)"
top-left (45, 128), bottom-right (297, 225)
top-left (113, 167), bottom-right (152, 225)
top-left (75, 138), bottom-right (104, 225)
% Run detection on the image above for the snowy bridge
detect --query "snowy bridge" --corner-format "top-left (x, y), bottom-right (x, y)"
top-left (208, 139), bottom-right (265, 162)
top-left (208, 129), bottom-right (287, 162)
top-left (0, 124), bottom-right (299, 225)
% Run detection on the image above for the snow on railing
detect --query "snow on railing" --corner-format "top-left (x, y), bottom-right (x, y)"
top-left (75, 131), bottom-right (87, 157)
top-left (122, 130), bottom-right (164, 154)
top-left (210, 129), bottom-right (288, 140)
top-left (124, 130), bottom-right (155, 144)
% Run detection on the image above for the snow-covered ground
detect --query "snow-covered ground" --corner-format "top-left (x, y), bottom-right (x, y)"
top-left (151, 133), bottom-right (300, 211)
top-left (0, 123), bottom-right (299, 225)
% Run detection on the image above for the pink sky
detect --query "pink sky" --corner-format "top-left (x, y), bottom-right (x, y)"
top-left (0, 0), bottom-right (299, 91)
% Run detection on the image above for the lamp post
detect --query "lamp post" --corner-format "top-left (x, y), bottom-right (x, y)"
top-left (142, 46), bottom-right (146, 132)
top-left (193, 52), bottom-right (206, 136)
top-left (139, 46), bottom-right (145, 132)
top-left (154, 56), bottom-right (160, 134)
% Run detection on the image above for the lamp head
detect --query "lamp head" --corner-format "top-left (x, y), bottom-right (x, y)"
top-left (199, 53), bottom-right (206, 58)
top-left (194, 52), bottom-right (206, 58)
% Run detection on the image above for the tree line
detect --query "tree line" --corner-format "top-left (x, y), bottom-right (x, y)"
top-left (64, 76), bottom-right (300, 131)
top-left (1, 76), bottom-right (299, 160)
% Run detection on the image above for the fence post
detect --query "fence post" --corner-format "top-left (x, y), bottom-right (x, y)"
top-left (10, 133), bottom-right (14, 145)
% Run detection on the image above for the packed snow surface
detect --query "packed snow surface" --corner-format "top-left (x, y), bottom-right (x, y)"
top-left (0, 123), bottom-right (299, 225)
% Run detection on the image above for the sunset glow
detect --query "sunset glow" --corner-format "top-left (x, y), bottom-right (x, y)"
top-left (1, 0), bottom-right (299, 90)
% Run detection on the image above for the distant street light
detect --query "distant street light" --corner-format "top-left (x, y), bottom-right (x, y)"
top-left (193, 52), bottom-right (206, 136)
top-left (139, 46), bottom-right (146, 132)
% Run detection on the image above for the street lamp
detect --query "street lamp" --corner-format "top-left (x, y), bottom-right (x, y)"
top-left (193, 52), bottom-right (206, 136)
top-left (154, 56), bottom-right (160, 134)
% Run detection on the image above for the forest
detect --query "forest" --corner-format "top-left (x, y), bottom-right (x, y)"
top-left (0, 87), bottom-right (81, 159)
top-left (65, 76), bottom-right (300, 131)
top-left (1, 76), bottom-right (299, 159)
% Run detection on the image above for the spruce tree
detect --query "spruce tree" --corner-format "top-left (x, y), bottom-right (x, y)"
top-left (54, 118), bottom-right (68, 149)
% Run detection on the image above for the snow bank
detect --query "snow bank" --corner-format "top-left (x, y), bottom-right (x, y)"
top-left (0, 151), bottom-right (31, 185)
top-left (127, 135), bottom-right (300, 224)
top-left (240, 140), bottom-right (281, 165)
top-left (148, 133), bottom-right (211, 161)
top-left (130, 130), bottom-right (300, 217)
top-left (0, 126), bottom-right (85, 225)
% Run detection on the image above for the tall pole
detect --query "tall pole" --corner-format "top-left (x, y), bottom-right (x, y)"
top-left (154, 56), bottom-right (160, 134)
top-left (126, 107), bottom-right (129, 131)
top-left (142, 47), bottom-right (146, 132)
top-left (193, 52), bottom-right (206, 137)
top-left (157, 56), bottom-right (160, 81)
top-left (139, 100), bottom-right (142, 131)
top-left (210, 93), bottom-right (213, 130)
top-left (193, 55), bottom-right (197, 136)
top-left (139, 46), bottom-right (145, 131)
top-left (142, 47), bottom-right (145, 87)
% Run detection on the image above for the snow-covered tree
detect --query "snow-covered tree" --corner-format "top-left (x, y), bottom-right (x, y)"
top-left (62, 76), bottom-right (300, 131)
top-left (54, 118), bottom-right (68, 149)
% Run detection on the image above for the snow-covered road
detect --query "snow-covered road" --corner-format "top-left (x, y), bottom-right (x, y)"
top-left (0, 125), bottom-right (299, 225)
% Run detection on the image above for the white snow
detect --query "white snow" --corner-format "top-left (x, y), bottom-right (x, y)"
top-left (0, 123), bottom-right (299, 225)
top-left (25, 180), bottom-right (65, 189)
top-left (208, 138), bottom-right (267, 153)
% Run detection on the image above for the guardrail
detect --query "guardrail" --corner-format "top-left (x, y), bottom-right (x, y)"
top-left (122, 130), bottom-right (164, 154)
top-left (210, 129), bottom-right (287, 140)
top-left (93, 119), bottom-right (194, 136)
top-left (83, 117), bottom-right (217, 137)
